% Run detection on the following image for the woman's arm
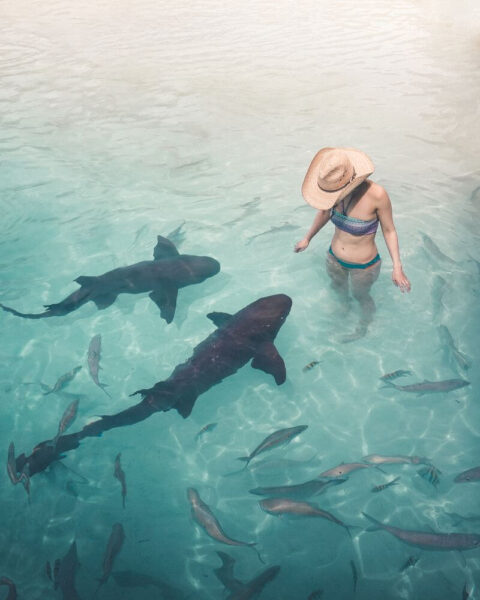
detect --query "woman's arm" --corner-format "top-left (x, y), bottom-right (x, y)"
top-left (294, 210), bottom-right (331, 252)
top-left (376, 188), bottom-right (411, 292)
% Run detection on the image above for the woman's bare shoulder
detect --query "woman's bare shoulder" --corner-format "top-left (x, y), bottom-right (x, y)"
top-left (366, 181), bottom-right (390, 206)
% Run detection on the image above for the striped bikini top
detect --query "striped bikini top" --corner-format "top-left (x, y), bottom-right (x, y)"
top-left (330, 198), bottom-right (379, 236)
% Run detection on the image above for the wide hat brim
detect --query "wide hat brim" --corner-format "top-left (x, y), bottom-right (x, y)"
top-left (301, 147), bottom-right (375, 210)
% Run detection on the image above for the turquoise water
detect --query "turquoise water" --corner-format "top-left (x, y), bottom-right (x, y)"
top-left (1, 0), bottom-right (480, 598)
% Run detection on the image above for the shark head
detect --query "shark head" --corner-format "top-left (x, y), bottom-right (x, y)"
top-left (246, 294), bottom-right (292, 339)
top-left (182, 255), bottom-right (221, 283)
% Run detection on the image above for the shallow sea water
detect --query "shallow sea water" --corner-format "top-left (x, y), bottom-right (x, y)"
top-left (1, 0), bottom-right (480, 598)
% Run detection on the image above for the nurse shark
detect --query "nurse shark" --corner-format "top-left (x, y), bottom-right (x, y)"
top-left (15, 294), bottom-right (292, 477)
top-left (0, 235), bottom-right (220, 324)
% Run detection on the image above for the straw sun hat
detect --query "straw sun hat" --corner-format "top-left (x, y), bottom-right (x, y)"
top-left (301, 147), bottom-right (374, 210)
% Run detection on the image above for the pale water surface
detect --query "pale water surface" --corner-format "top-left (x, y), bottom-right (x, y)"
top-left (0, 0), bottom-right (479, 598)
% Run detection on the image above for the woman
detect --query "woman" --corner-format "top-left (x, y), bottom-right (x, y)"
top-left (294, 147), bottom-right (410, 341)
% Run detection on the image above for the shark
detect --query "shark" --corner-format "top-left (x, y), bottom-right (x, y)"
top-left (0, 235), bottom-right (220, 324)
top-left (15, 294), bottom-right (292, 477)
top-left (214, 552), bottom-right (280, 600)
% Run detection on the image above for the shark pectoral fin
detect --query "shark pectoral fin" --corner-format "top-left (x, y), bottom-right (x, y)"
top-left (149, 285), bottom-right (178, 323)
top-left (74, 275), bottom-right (98, 287)
top-left (206, 311), bottom-right (233, 328)
top-left (93, 294), bottom-right (118, 310)
top-left (251, 342), bottom-right (286, 385)
top-left (153, 235), bottom-right (179, 260)
top-left (174, 388), bottom-right (198, 419)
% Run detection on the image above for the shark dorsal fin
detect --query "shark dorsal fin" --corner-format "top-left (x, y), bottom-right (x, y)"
top-left (251, 342), bottom-right (286, 385)
top-left (207, 312), bottom-right (233, 328)
top-left (213, 552), bottom-right (244, 593)
top-left (153, 235), bottom-right (179, 260)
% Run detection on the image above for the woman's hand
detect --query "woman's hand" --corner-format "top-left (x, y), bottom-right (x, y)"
top-left (392, 265), bottom-right (411, 293)
top-left (294, 238), bottom-right (310, 253)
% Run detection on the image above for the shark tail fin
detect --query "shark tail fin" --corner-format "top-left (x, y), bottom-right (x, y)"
top-left (248, 543), bottom-right (265, 564)
top-left (237, 457), bottom-right (251, 470)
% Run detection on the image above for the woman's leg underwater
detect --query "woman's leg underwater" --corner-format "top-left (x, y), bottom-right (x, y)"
top-left (348, 259), bottom-right (382, 339)
top-left (325, 251), bottom-right (350, 310)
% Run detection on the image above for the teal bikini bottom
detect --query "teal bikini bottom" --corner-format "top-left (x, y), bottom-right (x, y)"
top-left (328, 246), bottom-right (381, 270)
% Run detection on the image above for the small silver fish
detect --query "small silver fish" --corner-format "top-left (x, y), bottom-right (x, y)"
top-left (454, 465), bottom-right (480, 483)
top-left (195, 422), bottom-right (217, 442)
top-left (371, 476), bottom-right (400, 493)
top-left (97, 523), bottom-right (125, 592)
top-left (87, 334), bottom-right (111, 397)
top-left (43, 366), bottom-right (82, 395)
top-left (52, 399), bottom-right (79, 447)
top-left (188, 488), bottom-right (262, 563)
top-left (238, 425), bottom-right (308, 468)
top-left (114, 453), bottom-right (127, 509)
top-left (379, 370), bottom-right (412, 381)
top-left (363, 512), bottom-right (480, 550)
top-left (418, 465), bottom-right (441, 487)
top-left (383, 378), bottom-right (470, 395)
top-left (350, 559), bottom-right (358, 592)
top-left (7, 442), bottom-right (21, 485)
top-left (303, 361), bottom-right (321, 372)
top-left (318, 462), bottom-right (370, 478)
top-left (362, 454), bottom-right (431, 466)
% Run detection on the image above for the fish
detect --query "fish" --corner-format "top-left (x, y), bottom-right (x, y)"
top-left (213, 551), bottom-right (280, 600)
top-left (0, 235), bottom-right (220, 324)
top-left (303, 360), bottom-right (320, 372)
top-left (114, 453), bottom-right (127, 508)
top-left (379, 370), bottom-right (412, 381)
top-left (97, 523), bottom-right (125, 592)
top-left (245, 223), bottom-right (299, 245)
top-left (43, 367), bottom-right (82, 396)
top-left (51, 399), bottom-right (80, 448)
top-left (418, 465), bottom-right (441, 487)
top-left (249, 478), bottom-right (346, 499)
top-left (362, 454), bottom-right (431, 466)
top-left (438, 325), bottom-right (471, 371)
top-left (0, 577), bottom-right (17, 600)
top-left (238, 425), bottom-right (308, 469)
top-left (318, 462), bottom-right (371, 478)
top-left (463, 583), bottom-right (471, 599)
top-left (350, 559), bottom-right (358, 593)
top-left (166, 221), bottom-right (186, 247)
top-left (195, 422), bottom-right (217, 442)
top-left (112, 570), bottom-right (185, 599)
top-left (371, 476), bottom-right (400, 493)
top-left (454, 466), bottom-right (480, 483)
top-left (16, 294), bottom-right (292, 477)
top-left (444, 512), bottom-right (480, 527)
top-left (421, 233), bottom-right (457, 265)
top-left (400, 556), bottom-right (418, 572)
top-left (382, 378), bottom-right (470, 395)
top-left (7, 442), bottom-right (22, 485)
top-left (87, 335), bottom-right (111, 398)
top-left (187, 488), bottom-right (262, 562)
top-left (260, 498), bottom-right (354, 536)
top-left (53, 558), bottom-right (61, 589)
top-left (362, 512), bottom-right (480, 550)
top-left (307, 590), bottom-right (324, 599)
top-left (55, 541), bottom-right (81, 600)
top-left (431, 275), bottom-right (447, 319)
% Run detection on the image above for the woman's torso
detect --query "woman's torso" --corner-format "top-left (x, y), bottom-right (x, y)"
top-left (330, 180), bottom-right (380, 264)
